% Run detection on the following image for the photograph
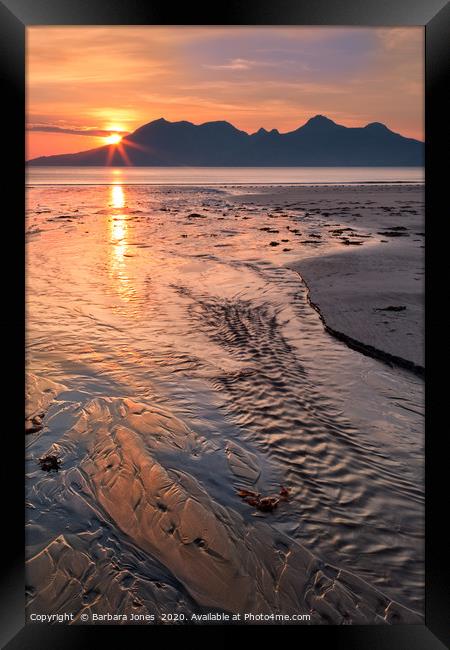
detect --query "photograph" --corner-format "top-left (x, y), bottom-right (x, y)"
top-left (24, 25), bottom-right (426, 626)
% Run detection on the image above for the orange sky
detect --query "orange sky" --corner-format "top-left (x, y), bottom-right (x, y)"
top-left (27, 27), bottom-right (424, 159)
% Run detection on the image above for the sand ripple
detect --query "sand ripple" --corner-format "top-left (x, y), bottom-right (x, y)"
top-left (27, 394), bottom-right (421, 623)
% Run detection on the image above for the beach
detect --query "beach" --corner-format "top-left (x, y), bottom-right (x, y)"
top-left (25, 176), bottom-right (424, 624)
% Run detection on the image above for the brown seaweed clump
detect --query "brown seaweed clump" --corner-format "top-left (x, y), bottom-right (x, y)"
top-left (237, 486), bottom-right (291, 512)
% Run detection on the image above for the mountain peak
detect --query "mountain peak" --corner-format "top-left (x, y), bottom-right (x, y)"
top-left (132, 117), bottom-right (169, 133)
top-left (252, 127), bottom-right (279, 137)
top-left (201, 120), bottom-right (234, 128)
top-left (365, 121), bottom-right (389, 132)
top-left (303, 115), bottom-right (337, 128)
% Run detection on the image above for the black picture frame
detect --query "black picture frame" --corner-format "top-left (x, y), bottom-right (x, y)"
top-left (1, 1), bottom-right (448, 647)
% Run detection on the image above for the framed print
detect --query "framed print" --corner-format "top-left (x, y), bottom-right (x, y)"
top-left (1, 0), bottom-right (448, 647)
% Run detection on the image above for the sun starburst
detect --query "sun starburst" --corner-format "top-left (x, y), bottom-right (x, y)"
top-left (104, 133), bottom-right (122, 145)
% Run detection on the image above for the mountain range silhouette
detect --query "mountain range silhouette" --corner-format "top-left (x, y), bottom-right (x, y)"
top-left (28, 115), bottom-right (423, 166)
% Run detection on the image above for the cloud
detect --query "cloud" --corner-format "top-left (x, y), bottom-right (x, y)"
top-left (203, 58), bottom-right (255, 70)
top-left (27, 124), bottom-right (128, 137)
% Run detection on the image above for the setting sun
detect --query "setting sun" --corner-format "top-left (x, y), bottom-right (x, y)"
top-left (104, 133), bottom-right (122, 145)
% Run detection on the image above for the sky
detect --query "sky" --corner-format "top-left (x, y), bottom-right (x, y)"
top-left (27, 27), bottom-right (424, 159)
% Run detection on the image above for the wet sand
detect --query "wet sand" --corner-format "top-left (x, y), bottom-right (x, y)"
top-left (26, 181), bottom-right (424, 624)
top-left (233, 184), bottom-right (424, 373)
top-left (292, 245), bottom-right (424, 374)
top-left (27, 375), bottom-right (422, 624)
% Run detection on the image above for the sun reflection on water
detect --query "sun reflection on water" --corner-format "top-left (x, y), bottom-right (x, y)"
top-left (111, 183), bottom-right (125, 209)
top-left (108, 183), bottom-right (135, 303)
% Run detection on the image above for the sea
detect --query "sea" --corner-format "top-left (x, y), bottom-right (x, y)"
top-left (27, 166), bottom-right (424, 186)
